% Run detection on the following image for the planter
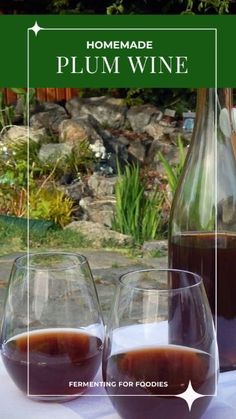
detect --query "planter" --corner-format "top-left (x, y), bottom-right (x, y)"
top-left (0, 215), bottom-right (58, 233)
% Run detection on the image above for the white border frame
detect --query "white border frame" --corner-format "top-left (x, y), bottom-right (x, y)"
top-left (26, 24), bottom-right (218, 406)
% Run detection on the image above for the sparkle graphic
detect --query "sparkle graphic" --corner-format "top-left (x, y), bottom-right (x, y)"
top-left (29, 21), bottom-right (43, 37)
top-left (176, 380), bottom-right (206, 411)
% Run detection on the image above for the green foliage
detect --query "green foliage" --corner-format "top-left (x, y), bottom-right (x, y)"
top-left (182, 0), bottom-right (230, 13)
top-left (78, 88), bottom-right (196, 115)
top-left (0, 135), bottom-right (95, 200)
top-left (62, 139), bottom-right (96, 176)
top-left (0, 219), bottom-right (90, 256)
top-left (107, 0), bottom-right (124, 14)
top-left (112, 163), bottom-right (164, 244)
top-left (0, 139), bottom-right (41, 188)
top-left (50, 0), bottom-right (69, 12)
top-left (0, 186), bottom-right (26, 217)
top-left (0, 140), bottom-right (74, 223)
top-left (0, 140), bottom-right (34, 217)
top-left (29, 186), bottom-right (74, 227)
top-left (38, 140), bottom-right (96, 180)
top-left (0, 137), bottom-right (95, 223)
top-left (123, 89), bottom-right (144, 107)
top-left (2, 0), bottom-right (233, 14)
top-left (159, 136), bottom-right (186, 194)
top-left (124, 88), bottom-right (196, 114)
top-left (141, 191), bottom-right (164, 242)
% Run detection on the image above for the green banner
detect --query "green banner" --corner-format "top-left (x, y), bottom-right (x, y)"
top-left (0, 15), bottom-right (235, 87)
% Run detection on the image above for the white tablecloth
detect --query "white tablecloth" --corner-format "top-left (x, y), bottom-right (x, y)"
top-left (0, 358), bottom-right (235, 419)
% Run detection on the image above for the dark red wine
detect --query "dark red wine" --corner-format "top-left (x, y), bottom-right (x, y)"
top-left (169, 232), bottom-right (236, 371)
top-left (1, 328), bottom-right (103, 396)
top-left (104, 345), bottom-right (215, 419)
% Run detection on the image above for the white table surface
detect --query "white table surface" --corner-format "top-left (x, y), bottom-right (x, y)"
top-left (0, 358), bottom-right (235, 419)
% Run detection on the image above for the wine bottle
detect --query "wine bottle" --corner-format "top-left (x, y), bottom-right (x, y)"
top-left (169, 88), bottom-right (236, 372)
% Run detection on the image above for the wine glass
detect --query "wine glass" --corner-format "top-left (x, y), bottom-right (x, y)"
top-left (103, 269), bottom-right (218, 419)
top-left (0, 252), bottom-right (104, 401)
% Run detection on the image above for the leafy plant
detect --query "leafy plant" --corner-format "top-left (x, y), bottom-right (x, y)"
top-left (159, 136), bottom-right (186, 195)
top-left (0, 139), bottom-right (41, 188)
top-left (1, 0), bottom-right (234, 14)
top-left (0, 138), bottom-right (69, 193)
top-left (29, 185), bottom-right (74, 227)
top-left (112, 163), bottom-right (164, 244)
top-left (0, 187), bottom-right (27, 217)
top-left (0, 138), bottom-right (74, 225)
top-left (0, 140), bottom-right (29, 217)
top-left (107, 0), bottom-right (124, 14)
top-left (123, 88), bottom-right (145, 107)
top-left (58, 139), bottom-right (96, 177)
top-left (141, 191), bottom-right (165, 242)
top-left (182, 0), bottom-right (230, 13)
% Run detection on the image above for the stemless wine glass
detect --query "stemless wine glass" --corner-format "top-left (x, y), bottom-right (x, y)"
top-left (103, 269), bottom-right (218, 419)
top-left (0, 252), bottom-right (104, 401)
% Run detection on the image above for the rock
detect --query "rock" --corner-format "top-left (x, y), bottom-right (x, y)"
top-left (142, 240), bottom-right (168, 253)
top-left (30, 103), bottom-right (68, 133)
top-left (65, 221), bottom-right (132, 246)
top-left (38, 143), bottom-right (72, 163)
top-left (101, 130), bottom-right (129, 171)
top-left (147, 139), bottom-right (185, 171)
top-left (58, 119), bottom-right (88, 145)
top-left (145, 138), bottom-right (163, 164)
top-left (127, 105), bottom-right (163, 132)
top-left (93, 162), bottom-right (115, 176)
top-left (128, 139), bottom-right (146, 163)
top-left (163, 126), bottom-right (176, 136)
top-left (14, 98), bottom-right (42, 123)
top-left (167, 128), bottom-right (192, 146)
top-left (66, 96), bottom-right (127, 129)
top-left (2, 126), bottom-right (47, 144)
top-left (42, 102), bottom-right (65, 112)
top-left (144, 122), bottom-right (165, 141)
top-left (79, 196), bottom-right (116, 228)
top-left (59, 173), bottom-right (74, 185)
top-left (60, 180), bottom-right (91, 201)
top-left (116, 135), bottom-right (130, 146)
top-left (160, 127), bottom-right (190, 146)
top-left (59, 115), bottom-right (106, 158)
top-left (87, 174), bottom-right (117, 196)
top-left (72, 115), bottom-right (107, 143)
top-left (182, 132), bottom-right (192, 145)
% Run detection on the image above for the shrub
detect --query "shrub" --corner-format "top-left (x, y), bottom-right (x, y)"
top-left (112, 163), bottom-right (164, 244)
top-left (62, 139), bottom-right (96, 176)
top-left (1, 0), bottom-right (233, 14)
top-left (29, 185), bottom-right (74, 227)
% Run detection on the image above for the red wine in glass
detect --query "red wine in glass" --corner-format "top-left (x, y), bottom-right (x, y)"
top-left (2, 328), bottom-right (103, 396)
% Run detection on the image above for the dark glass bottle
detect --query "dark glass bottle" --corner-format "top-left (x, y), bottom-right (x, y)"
top-left (169, 88), bottom-right (236, 372)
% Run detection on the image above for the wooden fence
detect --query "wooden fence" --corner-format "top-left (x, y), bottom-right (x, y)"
top-left (3, 88), bottom-right (78, 104)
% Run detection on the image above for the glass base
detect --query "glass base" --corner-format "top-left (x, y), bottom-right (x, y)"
top-left (220, 364), bottom-right (236, 373)
top-left (28, 394), bottom-right (82, 402)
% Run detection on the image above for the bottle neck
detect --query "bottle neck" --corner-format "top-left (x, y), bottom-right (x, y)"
top-left (196, 88), bottom-right (232, 110)
top-left (193, 88), bottom-right (235, 157)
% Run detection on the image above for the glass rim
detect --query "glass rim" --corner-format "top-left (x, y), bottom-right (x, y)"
top-left (13, 252), bottom-right (88, 271)
top-left (119, 268), bottom-right (203, 293)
